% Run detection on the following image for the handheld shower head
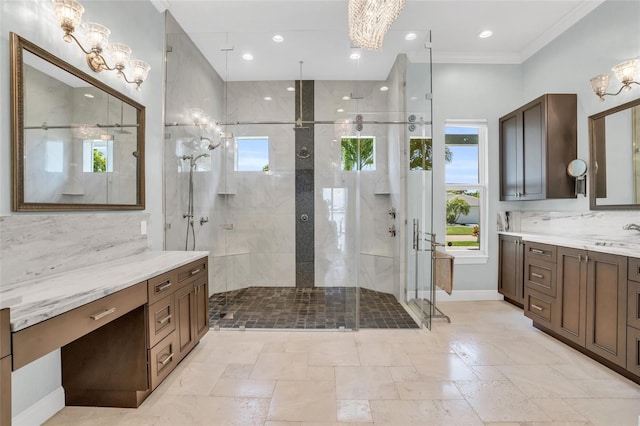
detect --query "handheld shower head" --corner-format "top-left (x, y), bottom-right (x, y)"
top-left (201, 136), bottom-right (221, 150)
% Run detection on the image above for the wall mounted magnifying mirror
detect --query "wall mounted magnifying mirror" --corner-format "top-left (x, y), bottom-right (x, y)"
top-left (589, 97), bottom-right (640, 210)
top-left (10, 32), bottom-right (145, 211)
top-left (567, 159), bottom-right (588, 196)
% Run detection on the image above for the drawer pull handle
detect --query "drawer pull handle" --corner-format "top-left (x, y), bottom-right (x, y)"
top-left (190, 268), bottom-right (201, 276)
top-left (531, 272), bottom-right (544, 279)
top-left (159, 352), bottom-right (174, 366)
top-left (155, 281), bottom-right (172, 293)
top-left (531, 304), bottom-right (544, 311)
top-left (157, 314), bottom-right (172, 325)
top-left (530, 248), bottom-right (545, 255)
top-left (90, 307), bottom-right (116, 321)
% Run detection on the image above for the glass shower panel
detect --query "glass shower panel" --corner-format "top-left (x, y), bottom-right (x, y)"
top-left (405, 57), bottom-right (434, 329)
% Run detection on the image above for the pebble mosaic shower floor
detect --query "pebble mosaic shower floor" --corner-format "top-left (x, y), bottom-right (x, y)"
top-left (209, 287), bottom-right (419, 329)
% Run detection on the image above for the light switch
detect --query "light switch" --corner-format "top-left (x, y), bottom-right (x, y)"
top-left (141, 220), bottom-right (147, 235)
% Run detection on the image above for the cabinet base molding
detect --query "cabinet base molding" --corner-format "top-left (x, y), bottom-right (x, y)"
top-left (533, 322), bottom-right (640, 386)
top-left (12, 386), bottom-right (65, 426)
top-left (501, 296), bottom-right (524, 309)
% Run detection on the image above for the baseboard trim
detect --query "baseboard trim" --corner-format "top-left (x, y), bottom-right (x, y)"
top-left (409, 289), bottom-right (502, 302)
top-left (13, 386), bottom-right (64, 426)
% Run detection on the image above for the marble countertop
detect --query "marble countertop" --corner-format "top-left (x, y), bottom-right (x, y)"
top-left (1, 250), bottom-right (208, 332)
top-left (499, 231), bottom-right (640, 258)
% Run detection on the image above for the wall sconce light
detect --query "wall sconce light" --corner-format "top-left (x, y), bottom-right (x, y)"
top-left (590, 59), bottom-right (639, 101)
top-left (51, 0), bottom-right (150, 90)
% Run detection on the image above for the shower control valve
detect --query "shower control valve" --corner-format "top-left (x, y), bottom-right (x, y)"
top-left (389, 224), bottom-right (397, 237)
top-left (200, 217), bottom-right (209, 226)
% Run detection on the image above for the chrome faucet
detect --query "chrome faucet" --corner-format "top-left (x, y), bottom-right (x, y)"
top-left (623, 223), bottom-right (640, 232)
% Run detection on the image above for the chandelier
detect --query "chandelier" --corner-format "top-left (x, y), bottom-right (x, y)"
top-left (590, 59), bottom-right (639, 101)
top-left (348, 0), bottom-right (405, 51)
top-left (51, 0), bottom-right (150, 90)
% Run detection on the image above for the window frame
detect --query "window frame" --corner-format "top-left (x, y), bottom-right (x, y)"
top-left (444, 120), bottom-right (488, 262)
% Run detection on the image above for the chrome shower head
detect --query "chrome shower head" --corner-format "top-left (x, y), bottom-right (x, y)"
top-left (201, 136), bottom-right (221, 150)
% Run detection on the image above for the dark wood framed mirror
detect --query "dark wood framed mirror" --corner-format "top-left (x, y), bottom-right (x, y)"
top-left (589, 97), bottom-right (640, 210)
top-left (10, 32), bottom-right (145, 211)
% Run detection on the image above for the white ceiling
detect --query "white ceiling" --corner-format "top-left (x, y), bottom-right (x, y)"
top-left (158, 0), bottom-right (604, 81)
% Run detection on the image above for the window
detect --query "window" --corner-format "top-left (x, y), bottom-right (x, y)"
top-left (341, 137), bottom-right (375, 170)
top-left (444, 122), bottom-right (487, 257)
top-left (409, 137), bottom-right (432, 170)
top-left (236, 137), bottom-right (269, 171)
top-left (83, 139), bottom-right (113, 173)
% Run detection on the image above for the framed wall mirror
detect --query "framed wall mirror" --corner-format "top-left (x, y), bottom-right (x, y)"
top-left (10, 32), bottom-right (145, 211)
top-left (589, 97), bottom-right (640, 210)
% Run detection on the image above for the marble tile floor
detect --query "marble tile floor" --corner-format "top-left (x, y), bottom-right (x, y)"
top-left (209, 287), bottom-right (419, 329)
top-left (45, 301), bottom-right (640, 425)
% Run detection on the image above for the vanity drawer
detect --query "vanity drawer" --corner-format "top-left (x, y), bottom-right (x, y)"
top-left (524, 288), bottom-right (555, 329)
top-left (177, 259), bottom-right (207, 284)
top-left (525, 259), bottom-right (556, 297)
top-left (148, 294), bottom-right (176, 348)
top-left (149, 331), bottom-right (178, 390)
top-left (148, 270), bottom-right (178, 305)
top-left (12, 281), bottom-right (147, 370)
top-left (629, 258), bottom-right (640, 283)
top-left (525, 242), bottom-right (557, 263)
top-left (629, 281), bottom-right (640, 329)
top-left (627, 326), bottom-right (640, 377)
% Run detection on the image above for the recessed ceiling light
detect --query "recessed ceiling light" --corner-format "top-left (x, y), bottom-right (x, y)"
top-left (379, 86), bottom-right (389, 92)
top-left (272, 34), bottom-right (284, 43)
top-left (478, 30), bottom-right (493, 39)
top-left (242, 53), bottom-right (253, 60)
top-left (405, 33), bottom-right (417, 41)
top-left (84, 93), bottom-right (94, 98)
top-left (410, 96), bottom-right (418, 100)
top-left (342, 95), bottom-right (351, 100)
top-left (337, 108), bottom-right (344, 112)
top-left (287, 86), bottom-right (295, 92)
top-left (350, 52), bottom-right (361, 60)
top-left (264, 96), bottom-right (272, 101)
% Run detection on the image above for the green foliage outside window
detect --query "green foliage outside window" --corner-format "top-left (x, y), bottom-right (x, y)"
top-left (341, 138), bottom-right (374, 170)
top-left (93, 148), bottom-right (107, 172)
top-left (410, 138), bottom-right (453, 170)
top-left (446, 196), bottom-right (470, 225)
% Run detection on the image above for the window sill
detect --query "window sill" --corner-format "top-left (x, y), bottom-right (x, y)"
top-left (444, 252), bottom-right (488, 265)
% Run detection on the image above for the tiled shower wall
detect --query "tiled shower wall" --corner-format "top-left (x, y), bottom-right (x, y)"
top-left (164, 16), bottom-right (404, 297)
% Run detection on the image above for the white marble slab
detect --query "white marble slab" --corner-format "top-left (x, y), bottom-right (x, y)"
top-left (2, 251), bottom-right (208, 332)
top-left (499, 231), bottom-right (640, 258)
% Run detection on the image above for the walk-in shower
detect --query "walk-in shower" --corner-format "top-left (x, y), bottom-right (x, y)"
top-left (163, 14), bottom-right (436, 330)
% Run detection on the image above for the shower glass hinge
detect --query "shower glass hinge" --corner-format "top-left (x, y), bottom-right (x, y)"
top-left (166, 45), bottom-right (173, 53)
top-left (164, 132), bottom-right (172, 139)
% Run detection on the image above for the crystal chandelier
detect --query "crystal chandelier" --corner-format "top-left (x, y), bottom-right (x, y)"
top-left (590, 59), bottom-right (639, 101)
top-left (348, 0), bottom-right (405, 51)
top-left (51, 0), bottom-right (150, 90)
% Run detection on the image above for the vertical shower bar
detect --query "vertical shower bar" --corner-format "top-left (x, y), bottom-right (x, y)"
top-left (413, 218), bottom-right (419, 301)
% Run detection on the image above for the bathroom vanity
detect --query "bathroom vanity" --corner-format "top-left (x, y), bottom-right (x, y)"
top-left (499, 232), bottom-right (640, 384)
top-left (0, 251), bottom-right (209, 422)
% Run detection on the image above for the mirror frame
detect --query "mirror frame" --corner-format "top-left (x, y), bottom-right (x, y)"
top-left (588, 96), bottom-right (640, 210)
top-left (10, 32), bottom-right (146, 211)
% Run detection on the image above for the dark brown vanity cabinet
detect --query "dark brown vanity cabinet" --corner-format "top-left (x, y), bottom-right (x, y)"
top-left (585, 251), bottom-right (627, 367)
top-left (1, 309), bottom-right (11, 425)
top-left (524, 242), bottom-right (557, 329)
top-left (498, 234), bottom-right (524, 306)
top-left (499, 94), bottom-right (577, 201)
top-left (627, 258), bottom-right (640, 376)
top-left (555, 247), bottom-right (588, 347)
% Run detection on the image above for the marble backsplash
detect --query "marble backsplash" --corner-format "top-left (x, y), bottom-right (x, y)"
top-left (498, 210), bottom-right (640, 246)
top-left (0, 213), bottom-right (151, 286)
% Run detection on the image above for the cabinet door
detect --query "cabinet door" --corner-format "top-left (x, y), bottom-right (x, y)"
top-left (586, 251), bottom-right (627, 367)
top-left (556, 247), bottom-right (587, 346)
top-left (498, 235), bottom-right (521, 303)
top-left (194, 277), bottom-right (209, 340)
top-left (521, 100), bottom-right (544, 200)
top-left (500, 113), bottom-right (520, 200)
top-left (175, 284), bottom-right (196, 361)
